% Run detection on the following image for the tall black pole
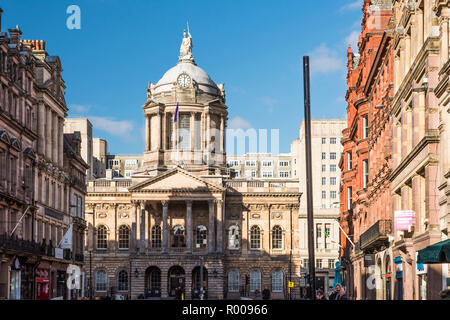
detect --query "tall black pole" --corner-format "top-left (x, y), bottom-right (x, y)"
top-left (303, 56), bottom-right (316, 300)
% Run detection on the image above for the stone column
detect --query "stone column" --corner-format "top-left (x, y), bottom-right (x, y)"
top-left (38, 102), bottom-right (45, 156)
top-left (190, 112), bottom-right (195, 152)
top-left (162, 201), bottom-right (169, 253)
top-left (145, 114), bottom-right (150, 151)
top-left (216, 200), bottom-right (223, 253)
top-left (59, 118), bottom-right (64, 168)
top-left (140, 202), bottom-right (146, 254)
top-left (46, 107), bottom-right (52, 160)
top-left (156, 112), bottom-right (162, 150)
top-left (220, 115), bottom-right (224, 153)
top-left (133, 203), bottom-right (138, 253)
top-left (162, 113), bottom-right (167, 150)
top-left (441, 17), bottom-right (449, 68)
top-left (53, 112), bottom-right (58, 164)
top-left (208, 200), bottom-right (215, 254)
top-left (186, 200), bottom-right (193, 253)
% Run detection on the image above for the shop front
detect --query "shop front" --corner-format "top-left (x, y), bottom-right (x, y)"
top-left (35, 268), bottom-right (50, 300)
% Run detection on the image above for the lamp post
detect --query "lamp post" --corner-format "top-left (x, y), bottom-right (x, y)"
top-left (200, 256), bottom-right (204, 300)
top-left (303, 56), bottom-right (316, 300)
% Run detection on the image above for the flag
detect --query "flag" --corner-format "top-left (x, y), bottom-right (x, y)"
top-left (59, 224), bottom-right (73, 249)
top-left (325, 231), bottom-right (329, 238)
top-left (174, 103), bottom-right (179, 123)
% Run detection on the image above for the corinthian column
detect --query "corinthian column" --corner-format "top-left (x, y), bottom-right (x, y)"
top-left (140, 202), bottom-right (146, 254)
top-left (162, 201), bottom-right (169, 253)
top-left (216, 200), bottom-right (223, 253)
top-left (208, 200), bottom-right (215, 254)
top-left (46, 107), bottom-right (52, 160)
top-left (186, 200), bottom-right (193, 252)
top-left (38, 102), bottom-right (46, 156)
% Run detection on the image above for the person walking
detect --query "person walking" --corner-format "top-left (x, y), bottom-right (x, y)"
top-left (262, 287), bottom-right (271, 300)
top-left (316, 289), bottom-right (326, 300)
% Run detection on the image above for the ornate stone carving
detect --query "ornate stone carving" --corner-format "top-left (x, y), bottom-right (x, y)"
top-left (271, 212), bottom-right (283, 220)
top-left (97, 212), bottom-right (107, 219)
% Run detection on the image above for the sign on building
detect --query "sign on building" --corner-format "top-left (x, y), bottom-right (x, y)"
top-left (394, 210), bottom-right (416, 231)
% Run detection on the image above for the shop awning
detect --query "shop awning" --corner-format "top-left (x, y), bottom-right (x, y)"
top-left (417, 239), bottom-right (450, 264)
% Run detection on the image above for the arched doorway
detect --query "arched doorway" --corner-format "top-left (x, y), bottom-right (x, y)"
top-left (168, 266), bottom-right (185, 297)
top-left (145, 267), bottom-right (161, 297)
top-left (192, 266), bottom-right (208, 299)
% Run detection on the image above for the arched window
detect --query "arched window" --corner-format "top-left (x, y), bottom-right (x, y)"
top-left (97, 225), bottom-right (108, 250)
top-left (152, 225), bottom-right (162, 248)
top-left (271, 270), bottom-right (283, 292)
top-left (95, 270), bottom-right (107, 292)
top-left (228, 225), bottom-right (240, 250)
top-left (272, 226), bottom-right (283, 249)
top-left (118, 270), bottom-right (128, 291)
top-left (118, 225), bottom-right (130, 249)
top-left (250, 269), bottom-right (261, 293)
top-left (172, 225), bottom-right (185, 248)
top-left (228, 270), bottom-right (240, 292)
top-left (250, 226), bottom-right (261, 250)
top-left (196, 225), bottom-right (207, 249)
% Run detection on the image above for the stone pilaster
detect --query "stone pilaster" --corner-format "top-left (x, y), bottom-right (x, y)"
top-left (186, 200), bottom-right (193, 253)
top-left (162, 201), bottom-right (169, 253)
top-left (216, 200), bottom-right (223, 253)
top-left (208, 200), bottom-right (215, 254)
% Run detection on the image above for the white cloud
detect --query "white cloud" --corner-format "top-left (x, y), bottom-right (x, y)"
top-left (346, 30), bottom-right (360, 51)
top-left (70, 104), bottom-right (90, 114)
top-left (261, 96), bottom-right (277, 113)
top-left (308, 44), bottom-right (345, 75)
top-left (89, 116), bottom-right (134, 138)
top-left (339, 0), bottom-right (363, 12)
top-left (228, 116), bottom-right (252, 130)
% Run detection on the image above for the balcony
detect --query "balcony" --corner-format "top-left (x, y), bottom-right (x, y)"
top-left (359, 219), bottom-right (392, 251)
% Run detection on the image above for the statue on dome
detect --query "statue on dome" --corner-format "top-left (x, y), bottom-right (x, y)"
top-left (180, 29), bottom-right (194, 61)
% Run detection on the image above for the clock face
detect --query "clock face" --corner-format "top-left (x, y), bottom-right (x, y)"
top-left (177, 74), bottom-right (191, 88)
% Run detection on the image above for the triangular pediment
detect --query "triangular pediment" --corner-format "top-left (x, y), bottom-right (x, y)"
top-left (129, 168), bottom-right (224, 193)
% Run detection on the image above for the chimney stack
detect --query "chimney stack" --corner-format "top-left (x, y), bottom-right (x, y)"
top-left (9, 26), bottom-right (22, 44)
top-left (0, 8), bottom-right (3, 32)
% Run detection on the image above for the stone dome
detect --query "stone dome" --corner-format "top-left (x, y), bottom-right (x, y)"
top-left (152, 31), bottom-right (220, 96)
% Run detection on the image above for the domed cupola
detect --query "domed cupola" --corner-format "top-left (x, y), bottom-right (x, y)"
top-left (142, 30), bottom-right (228, 176)
top-left (149, 30), bottom-right (225, 101)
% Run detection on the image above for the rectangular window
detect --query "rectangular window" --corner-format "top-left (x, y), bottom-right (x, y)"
top-left (322, 152), bottom-right (326, 160)
top-left (322, 138), bottom-right (326, 144)
top-left (322, 191), bottom-right (326, 199)
top-left (330, 165), bottom-right (336, 172)
top-left (316, 259), bottom-right (323, 269)
top-left (330, 152), bottom-right (336, 160)
top-left (363, 115), bottom-right (369, 139)
top-left (278, 161), bottom-right (290, 167)
top-left (262, 171), bottom-right (273, 178)
top-left (330, 177), bottom-right (337, 185)
top-left (330, 191), bottom-right (337, 199)
top-left (262, 160), bottom-right (273, 167)
top-left (279, 171), bottom-right (290, 178)
top-left (330, 138), bottom-right (337, 144)
top-left (125, 159), bottom-right (138, 167)
top-left (322, 165), bottom-right (326, 172)
top-left (227, 160), bottom-right (240, 167)
top-left (322, 177), bottom-right (326, 186)
top-left (178, 114), bottom-right (191, 150)
top-left (348, 187), bottom-right (353, 210)
top-left (125, 170), bottom-right (134, 177)
top-left (245, 160), bottom-right (256, 167)
top-left (347, 152), bottom-right (352, 170)
top-left (363, 159), bottom-right (369, 188)
top-left (328, 259), bottom-right (335, 269)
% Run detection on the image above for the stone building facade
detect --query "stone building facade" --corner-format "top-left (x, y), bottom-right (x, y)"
top-left (0, 9), bottom-right (88, 300)
top-left (226, 153), bottom-right (293, 179)
top-left (340, 0), bottom-right (394, 300)
top-left (84, 32), bottom-right (302, 300)
top-left (291, 119), bottom-right (346, 297)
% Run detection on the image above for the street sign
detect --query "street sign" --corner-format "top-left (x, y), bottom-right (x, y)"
top-left (288, 281), bottom-right (294, 288)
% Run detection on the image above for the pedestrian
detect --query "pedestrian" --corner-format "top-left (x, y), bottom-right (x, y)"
top-left (262, 287), bottom-right (271, 300)
top-left (330, 284), bottom-right (347, 300)
top-left (316, 289), bottom-right (326, 300)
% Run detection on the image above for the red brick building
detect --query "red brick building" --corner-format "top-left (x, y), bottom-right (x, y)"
top-left (339, 0), bottom-right (393, 299)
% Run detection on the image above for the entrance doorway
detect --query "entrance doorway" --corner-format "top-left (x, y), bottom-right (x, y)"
top-left (192, 266), bottom-right (208, 299)
top-left (145, 267), bottom-right (161, 297)
top-left (168, 266), bottom-right (185, 297)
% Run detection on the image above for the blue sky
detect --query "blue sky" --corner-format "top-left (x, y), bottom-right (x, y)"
top-left (1, 0), bottom-right (363, 155)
